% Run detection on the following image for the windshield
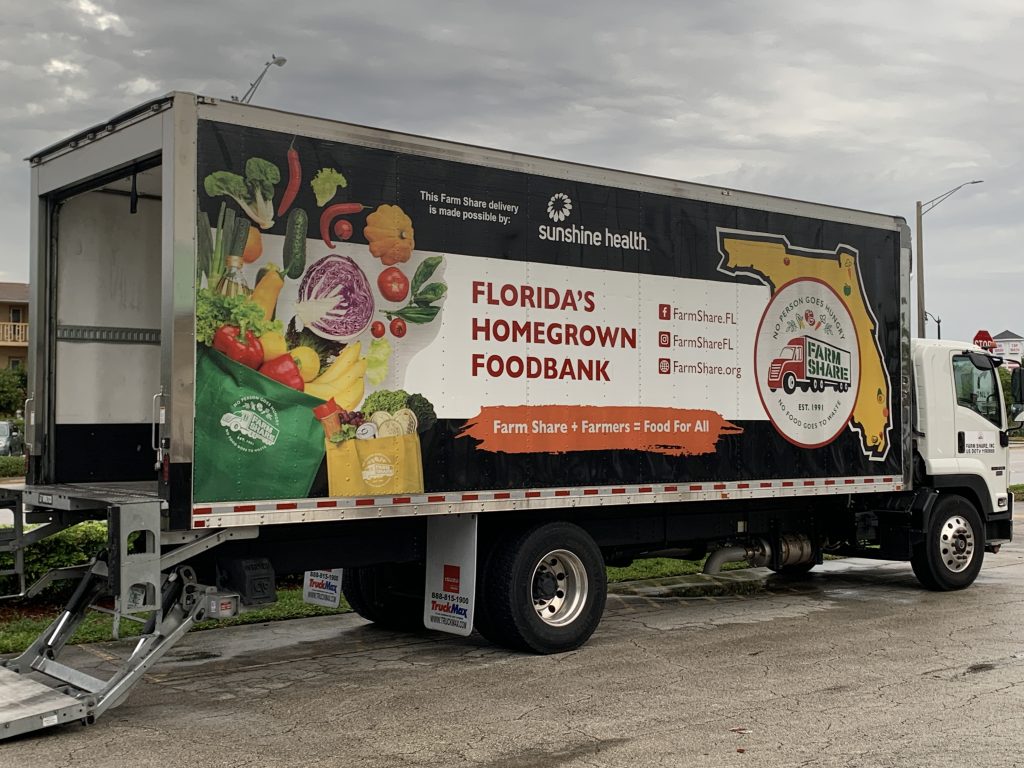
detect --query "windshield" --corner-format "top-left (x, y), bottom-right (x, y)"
top-left (0, 424), bottom-right (9, 437)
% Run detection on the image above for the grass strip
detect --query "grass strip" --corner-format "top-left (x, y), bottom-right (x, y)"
top-left (0, 557), bottom-right (736, 654)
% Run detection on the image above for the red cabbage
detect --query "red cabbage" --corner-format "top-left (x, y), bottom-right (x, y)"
top-left (295, 254), bottom-right (374, 341)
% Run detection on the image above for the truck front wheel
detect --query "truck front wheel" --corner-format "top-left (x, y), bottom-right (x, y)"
top-left (911, 495), bottom-right (985, 591)
top-left (477, 522), bottom-right (606, 654)
top-left (783, 373), bottom-right (797, 394)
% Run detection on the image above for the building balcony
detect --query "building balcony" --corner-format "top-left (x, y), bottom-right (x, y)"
top-left (0, 322), bottom-right (28, 345)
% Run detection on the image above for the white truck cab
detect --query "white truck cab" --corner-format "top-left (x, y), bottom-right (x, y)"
top-left (913, 339), bottom-right (1011, 518)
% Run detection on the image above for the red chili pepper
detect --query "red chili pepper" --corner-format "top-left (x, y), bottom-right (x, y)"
top-left (212, 326), bottom-right (263, 369)
top-left (320, 203), bottom-right (365, 248)
top-left (259, 354), bottom-right (305, 391)
top-left (277, 144), bottom-right (301, 218)
top-left (333, 219), bottom-right (353, 241)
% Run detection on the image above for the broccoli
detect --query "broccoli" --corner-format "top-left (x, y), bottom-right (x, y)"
top-left (362, 389), bottom-right (410, 415)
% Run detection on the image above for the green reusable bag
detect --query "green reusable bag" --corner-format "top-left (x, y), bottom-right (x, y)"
top-left (193, 347), bottom-right (326, 502)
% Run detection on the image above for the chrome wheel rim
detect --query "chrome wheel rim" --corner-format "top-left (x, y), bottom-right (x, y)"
top-left (938, 515), bottom-right (975, 573)
top-left (531, 549), bottom-right (588, 627)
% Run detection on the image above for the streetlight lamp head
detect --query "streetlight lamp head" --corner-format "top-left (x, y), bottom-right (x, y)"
top-left (271, 56), bottom-right (287, 67)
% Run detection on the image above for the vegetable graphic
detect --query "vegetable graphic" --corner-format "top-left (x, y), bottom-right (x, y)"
top-left (361, 389), bottom-right (436, 433)
top-left (294, 254), bottom-right (375, 341)
top-left (377, 266), bottom-right (410, 303)
top-left (290, 346), bottom-right (320, 382)
top-left (242, 228), bottom-right (263, 264)
top-left (204, 157), bottom-right (281, 230)
top-left (381, 255), bottom-right (446, 325)
top-left (333, 219), bottom-right (353, 242)
top-left (365, 337), bottom-right (391, 386)
top-left (259, 354), bottom-right (305, 391)
top-left (213, 325), bottom-right (264, 369)
top-left (260, 330), bottom-right (289, 363)
top-left (196, 289), bottom-right (280, 346)
top-left (320, 202), bottom-right (366, 248)
top-left (283, 208), bottom-right (308, 279)
top-left (364, 204), bottom-right (414, 265)
top-left (277, 144), bottom-right (301, 217)
top-left (311, 168), bottom-right (348, 207)
top-left (251, 264), bottom-right (284, 322)
top-left (390, 318), bottom-right (407, 337)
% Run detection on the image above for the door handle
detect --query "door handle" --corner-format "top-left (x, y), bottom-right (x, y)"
top-left (957, 431), bottom-right (965, 453)
top-left (1001, 430), bottom-right (1009, 448)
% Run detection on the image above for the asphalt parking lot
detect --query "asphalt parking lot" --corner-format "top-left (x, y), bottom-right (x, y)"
top-left (4, 538), bottom-right (1024, 767)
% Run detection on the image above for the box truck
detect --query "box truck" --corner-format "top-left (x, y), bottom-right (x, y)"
top-left (0, 92), bottom-right (1015, 738)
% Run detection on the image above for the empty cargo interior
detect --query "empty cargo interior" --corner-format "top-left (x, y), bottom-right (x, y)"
top-left (51, 165), bottom-right (162, 483)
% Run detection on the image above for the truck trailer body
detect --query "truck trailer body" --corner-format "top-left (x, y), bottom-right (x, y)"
top-left (0, 92), bottom-right (1014, 739)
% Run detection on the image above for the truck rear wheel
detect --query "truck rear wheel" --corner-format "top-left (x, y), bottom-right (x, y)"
top-left (477, 522), bottom-right (606, 654)
top-left (342, 562), bottom-right (425, 631)
top-left (911, 495), bottom-right (984, 591)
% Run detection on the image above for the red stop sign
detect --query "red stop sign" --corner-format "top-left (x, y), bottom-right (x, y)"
top-left (973, 330), bottom-right (996, 350)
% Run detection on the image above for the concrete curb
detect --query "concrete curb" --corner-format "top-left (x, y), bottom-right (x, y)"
top-left (609, 567), bottom-right (772, 598)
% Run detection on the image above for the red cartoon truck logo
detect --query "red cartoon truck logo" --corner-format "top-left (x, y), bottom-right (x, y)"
top-left (767, 336), bottom-right (852, 394)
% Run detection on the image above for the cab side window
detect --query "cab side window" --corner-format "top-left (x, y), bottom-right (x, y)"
top-left (952, 355), bottom-right (1003, 428)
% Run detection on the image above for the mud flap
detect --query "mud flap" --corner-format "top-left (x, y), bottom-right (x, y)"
top-left (423, 515), bottom-right (477, 636)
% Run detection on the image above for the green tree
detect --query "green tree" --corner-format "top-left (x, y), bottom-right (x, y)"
top-left (0, 367), bottom-right (27, 416)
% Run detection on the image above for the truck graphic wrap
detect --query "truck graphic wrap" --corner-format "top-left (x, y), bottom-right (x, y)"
top-left (719, 233), bottom-right (890, 460)
top-left (192, 121), bottom-right (902, 502)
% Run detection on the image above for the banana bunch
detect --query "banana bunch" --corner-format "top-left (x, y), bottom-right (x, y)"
top-left (305, 342), bottom-right (366, 411)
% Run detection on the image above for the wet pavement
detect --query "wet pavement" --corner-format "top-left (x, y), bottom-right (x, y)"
top-left (4, 537), bottom-right (1024, 767)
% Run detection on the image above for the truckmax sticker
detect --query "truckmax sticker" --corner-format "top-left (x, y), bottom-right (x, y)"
top-left (717, 229), bottom-right (892, 460)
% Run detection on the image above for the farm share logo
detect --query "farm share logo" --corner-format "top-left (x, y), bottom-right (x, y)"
top-left (754, 278), bottom-right (861, 449)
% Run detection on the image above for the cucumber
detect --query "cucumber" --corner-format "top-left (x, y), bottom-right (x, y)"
top-left (284, 208), bottom-right (308, 279)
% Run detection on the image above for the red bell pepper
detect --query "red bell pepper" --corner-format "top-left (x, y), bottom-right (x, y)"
top-left (259, 354), bottom-right (305, 391)
top-left (213, 325), bottom-right (263, 369)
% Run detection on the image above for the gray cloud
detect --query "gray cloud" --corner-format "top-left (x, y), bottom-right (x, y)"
top-left (0, 0), bottom-right (1021, 341)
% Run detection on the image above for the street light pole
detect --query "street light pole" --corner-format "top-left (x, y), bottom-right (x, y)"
top-left (924, 311), bottom-right (941, 339)
top-left (232, 55), bottom-right (288, 105)
top-left (915, 180), bottom-right (983, 337)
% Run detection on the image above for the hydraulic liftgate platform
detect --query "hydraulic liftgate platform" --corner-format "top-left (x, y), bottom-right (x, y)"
top-left (0, 484), bottom-right (256, 740)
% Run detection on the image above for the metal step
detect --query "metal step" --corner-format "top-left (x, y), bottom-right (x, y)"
top-left (0, 666), bottom-right (90, 739)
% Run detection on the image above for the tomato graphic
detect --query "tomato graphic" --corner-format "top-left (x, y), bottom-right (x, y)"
top-left (377, 267), bottom-right (410, 303)
top-left (370, 321), bottom-right (386, 338)
top-left (390, 317), bottom-right (407, 338)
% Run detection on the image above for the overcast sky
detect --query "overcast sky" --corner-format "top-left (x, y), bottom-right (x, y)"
top-left (0, 0), bottom-right (1019, 343)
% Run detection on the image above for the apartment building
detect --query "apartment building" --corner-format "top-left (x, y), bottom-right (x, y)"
top-left (0, 282), bottom-right (28, 370)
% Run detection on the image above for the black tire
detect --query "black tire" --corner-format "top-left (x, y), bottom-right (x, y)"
top-left (342, 563), bottom-right (425, 631)
top-left (479, 522), bottom-right (606, 654)
top-left (783, 373), bottom-right (797, 394)
top-left (341, 567), bottom-right (378, 622)
top-left (911, 495), bottom-right (985, 591)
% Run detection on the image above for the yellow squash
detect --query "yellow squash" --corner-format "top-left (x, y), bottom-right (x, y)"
top-left (363, 205), bottom-right (414, 265)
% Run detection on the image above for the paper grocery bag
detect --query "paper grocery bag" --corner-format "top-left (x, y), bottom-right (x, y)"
top-left (326, 434), bottom-right (424, 497)
top-left (193, 347), bottom-right (326, 502)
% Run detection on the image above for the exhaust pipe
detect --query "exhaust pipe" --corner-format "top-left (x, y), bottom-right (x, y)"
top-left (703, 540), bottom-right (770, 575)
top-left (703, 534), bottom-right (815, 575)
